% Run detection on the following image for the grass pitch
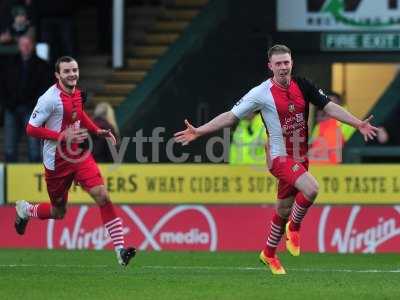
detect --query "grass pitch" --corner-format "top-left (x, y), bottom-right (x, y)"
top-left (0, 250), bottom-right (398, 300)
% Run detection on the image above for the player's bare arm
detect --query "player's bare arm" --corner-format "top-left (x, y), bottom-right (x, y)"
top-left (323, 101), bottom-right (379, 141)
top-left (174, 111), bottom-right (238, 145)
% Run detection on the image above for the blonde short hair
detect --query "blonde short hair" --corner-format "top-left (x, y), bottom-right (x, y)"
top-left (93, 102), bottom-right (120, 137)
top-left (268, 44), bottom-right (291, 61)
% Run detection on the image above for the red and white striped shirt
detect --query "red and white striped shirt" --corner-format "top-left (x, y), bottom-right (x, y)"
top-left (27, 84), bottom-right (99, 171)
top-left (231, 78), bottom-right (329, 161)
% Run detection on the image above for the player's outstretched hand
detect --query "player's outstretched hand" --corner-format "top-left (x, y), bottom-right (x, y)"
top-left (97, 129), bottom-right (117, 145)
top-left (174, 119), bottom-right (200, 146)
top-left (358, 115), bottom-right (379, 142)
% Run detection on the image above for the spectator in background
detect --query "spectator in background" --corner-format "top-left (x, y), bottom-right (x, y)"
top-left (379, 108), bottom-right (400, 145)
top-left (0, 0), bottom-right (12, 37)
top-left (0, 34), bottom-right (51, 161)
top-left (309, 92), bottom-right (388, 164)
top-left (0, 5), bottom-right (35, 44)
top-left (229, 112), bottom-right (267, 165)
top-left (91, 102), bottom-right (120, 162)
top-left (34, 0), bottom-right (75, 65)
top-left (96, 0), bottom-right (112, 54)
top-left (80, 0), bottom-right (111, 54)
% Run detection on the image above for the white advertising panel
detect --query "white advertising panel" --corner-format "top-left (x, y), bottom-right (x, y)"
top-left (278, 0), bottom-right (400, 31)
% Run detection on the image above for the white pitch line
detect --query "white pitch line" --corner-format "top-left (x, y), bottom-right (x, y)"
top-left (142, 266), bottom-right (400, 273)
top-left (0, 264), bottom-right (109, 268)
top-left (288, 268), bottom-right (400, 273)
top-left (0, 264), bottom-right (399, 273)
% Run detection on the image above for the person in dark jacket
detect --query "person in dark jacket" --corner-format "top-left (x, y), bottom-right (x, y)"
top-left (0, 34), bottom-right (51, 161)
top-left (33, 0), bottom-right (75, 65)
top-left (0, 4), bottom-right (35, 44)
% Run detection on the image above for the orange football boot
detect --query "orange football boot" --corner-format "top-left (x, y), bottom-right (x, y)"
top-left (259, 251), bottom-right (286, 275)
top-left (286, 221), bottom-right (300, 256)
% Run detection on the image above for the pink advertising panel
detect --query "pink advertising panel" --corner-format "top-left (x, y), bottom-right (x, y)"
top-left (1, 205), bottom-right (398, 253)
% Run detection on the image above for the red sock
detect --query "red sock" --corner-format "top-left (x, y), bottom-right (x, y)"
top-left (263, 213), bottom-right (287, 258)
top-left (100, 201), bottom-right (117, 222)
top-left (99, 201), bottom-right (125, 250)
top-left (27, 203), bottom-right (52, 219)
top-left (289, 193), bottom-right (313, 231)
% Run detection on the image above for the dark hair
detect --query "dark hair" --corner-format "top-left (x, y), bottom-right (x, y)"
top-left (268, 44), bottom-right (291, 60)
top-left (55, 56), bottom-right (77, 73)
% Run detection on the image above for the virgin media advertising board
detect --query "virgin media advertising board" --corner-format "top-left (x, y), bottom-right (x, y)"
top-left (0, 205), bottom-right (398, 253)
